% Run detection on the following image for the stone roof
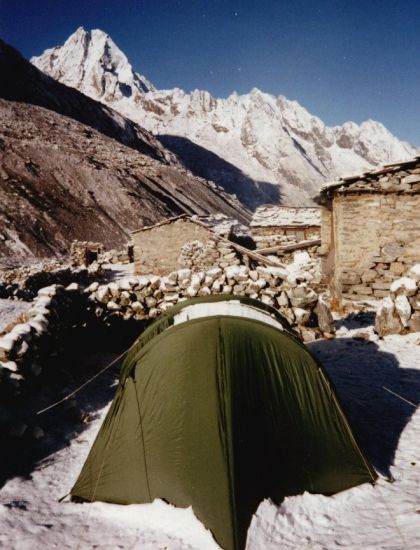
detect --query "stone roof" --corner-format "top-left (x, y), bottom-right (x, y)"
top-left (250, 205), bottom-right (321, 228)
top-left (131, 214), bottom-right (215, 235)
top-left (316, 155), bottom-right (420, 203)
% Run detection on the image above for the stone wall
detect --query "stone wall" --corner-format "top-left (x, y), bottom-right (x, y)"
top-left (132, 218), bottom-right (243, 276)
top-left (252, 226), bottom-right (320, 249)
top-left (331, 193), bottom-right (420, 300)
top-left (86, 251), bottom-right (334, 342)
top-left (0, 261), bottom-right (101, 300)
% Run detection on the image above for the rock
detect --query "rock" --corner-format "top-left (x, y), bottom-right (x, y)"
top-left (119, 291), bottom-right (131, 306)
top-left (300, 327), bottom-right (317, 342)
top-left (0, 336), bottom-right (17, 361)
top-left (381, 242), bottom-right (404, 262)
top-left (149, 276), bottom-right (161, 290)
top-left (375, 297), bottom-right (403, 337)
top-left (276, 291), bottom-right (289, 307)
top-left (340, 271), bottom-right (361, 285)
top-left (134, 275), bottom-right (151, 289)
top-left (249, 270), bottom-right (259, 281)
top-left (119, 278), bottom-right (133, 291)
top-left (206, 267), bottom-right (223, 280)
top-left (167, 271), bottom-right (179, 284)
top-left (65, 282), bottom-right (79, 292)
top-left (106, 301), bottom-right (120, 311)
top-left (389, 262), bottom-right (405, 275)
top-left (233, 284), bottom-right (245, 294)
top-left (148, 308), bottom-right (159, 319)
top-left (37, 284), bottom-right (60, 297)
top-left (401, 173), bottom-right (420, 185)
top-left (11, 323), bottom-right (33, 340)
top-left (108, 282), bottom-right (120, 298)
top-left (408, 263), bottom-right (420, 283)
top-left (361, 269), bottom-right (377, 283)
top-left (390, 277), bottom-right (417, 297)
top-left (288, 286), bottom-right (318, 308)
top-left (293, 307), bottom-right (311, 325)
top-left (87, 281), bottom-right (100, 293)
top-left (0, 360), bottom-right (18, 372)
top-left (408, 313), bottom-right (420, 332)
top-left (198, 286), bottom-right (211, 296)
top-left (96, 286), bottom-right (109, 303)
top-left (144, 297), bottom-right (156, 308)
top-left (222, 285), bottom-right (232, 294)
top-left (314, 296), bottom-right (336, 333)
top-left (351, 330), bottom-right (371, 341)
top-left (395, 294), bottom-right (412, 327)
top-left (257, 266), bottom-right (288, 281)
top-left (164, 292), bottom-right (180, 301)
top-left (177, 268), bottom-right (192, 281)
top-left (260, 295), bottom-right (275, 307)
top-left (186, 286), bottom-right (198, 297)
top-left (224, 265), bottom-right (249, 281)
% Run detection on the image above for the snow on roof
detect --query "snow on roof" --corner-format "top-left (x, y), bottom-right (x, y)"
top-left (250, 205), bottom-right (321, 228)
top-left (319, 154), bottom-right (420, 196)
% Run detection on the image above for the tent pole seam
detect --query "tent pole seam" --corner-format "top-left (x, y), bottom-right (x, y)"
top-left (133, 372), bottom-right (152, 501)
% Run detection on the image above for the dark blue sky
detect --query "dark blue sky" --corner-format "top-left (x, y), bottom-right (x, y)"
top-left (1, 0), bottom-right (420, 144)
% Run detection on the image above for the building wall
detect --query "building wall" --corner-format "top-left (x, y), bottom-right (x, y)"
top-left (331, 193), bottom-right (420, 299)
top-left (133, 218), bottom-right (239, 275)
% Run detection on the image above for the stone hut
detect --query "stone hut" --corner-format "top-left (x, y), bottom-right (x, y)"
top-left (132, 215), bottom-right (241, 276)
top-left (70, 240), bottom-right (103, 267)
top-left (316, 156), bottom-right (420, 301)
top-left (250, 205), bottom-right (321, 249)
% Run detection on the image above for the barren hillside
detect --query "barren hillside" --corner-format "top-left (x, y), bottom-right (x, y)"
top-left (0, 100), bottom-right (249, 266)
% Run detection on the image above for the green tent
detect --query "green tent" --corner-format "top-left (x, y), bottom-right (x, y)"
top-left (71, 295), bottom-right (376, 550)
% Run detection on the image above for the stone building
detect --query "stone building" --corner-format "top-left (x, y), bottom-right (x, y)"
top-left (132, 215), bottom-right (241, 276)
top-left (250, 205), bottom-right (321, 249)
top-left (316, 156), bottom-right (420, 300)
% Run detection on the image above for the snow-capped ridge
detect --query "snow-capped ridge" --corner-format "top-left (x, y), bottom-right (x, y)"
top-left (31, 27), bottom-right (419, 208)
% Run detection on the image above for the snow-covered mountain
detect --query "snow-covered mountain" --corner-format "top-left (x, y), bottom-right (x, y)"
top-left (32, 27), bottom-right (418, 208)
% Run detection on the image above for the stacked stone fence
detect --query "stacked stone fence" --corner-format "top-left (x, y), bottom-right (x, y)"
top-left (86, 253), bottom-right (334, 343)
top-left (0, 262), bottom-right (102, 301)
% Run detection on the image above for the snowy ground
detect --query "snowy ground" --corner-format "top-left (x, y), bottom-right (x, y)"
top-left (1, 315), bottom-right (419, 549)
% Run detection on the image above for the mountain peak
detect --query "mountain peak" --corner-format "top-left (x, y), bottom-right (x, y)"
top-left (32, 27), bottom-right (155, 101)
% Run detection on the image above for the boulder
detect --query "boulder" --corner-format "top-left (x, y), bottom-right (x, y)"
top-left (314, 296), bottom-right (336, 333)
top-left (390, 277), bottom-right (417, 297)
top-left (375, 297), bottom-right (403, 337)
top-left (288, 286), bottom-right (318, 308)
top-left (394, 294), bottom-right (412, 327)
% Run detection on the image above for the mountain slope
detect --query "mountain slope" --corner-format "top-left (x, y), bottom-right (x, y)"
top-left (0, 99), bottom-right (248, 266)
top-left (32, 27), bottom-right (418, 208)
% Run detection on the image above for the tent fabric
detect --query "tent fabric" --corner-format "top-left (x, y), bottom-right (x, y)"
top-left (71, 296), bottom-right (376, 550)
